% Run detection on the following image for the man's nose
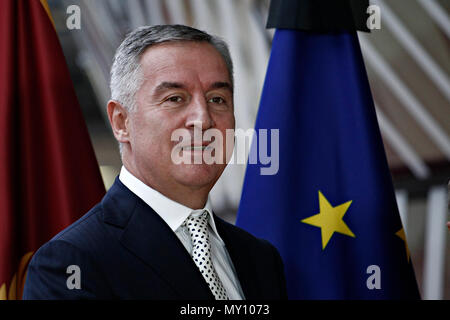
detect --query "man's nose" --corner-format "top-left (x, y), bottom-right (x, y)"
top-left (185, 96), bottom-right (214, 130)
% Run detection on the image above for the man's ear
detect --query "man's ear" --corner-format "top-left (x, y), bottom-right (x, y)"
top-left (107, 100), bottom-right (130, 143)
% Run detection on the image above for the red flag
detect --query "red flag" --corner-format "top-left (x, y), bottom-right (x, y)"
top-left (0, 0), bottom-right (106, 299)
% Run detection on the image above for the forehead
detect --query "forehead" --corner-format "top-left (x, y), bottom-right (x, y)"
top-left (139, 41), bottom-right (230, 85)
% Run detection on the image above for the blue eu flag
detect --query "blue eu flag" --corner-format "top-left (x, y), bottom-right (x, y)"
top-left (236, 29), bottom-right (421, 299)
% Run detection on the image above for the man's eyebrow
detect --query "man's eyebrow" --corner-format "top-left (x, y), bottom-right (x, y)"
top-left (153, 81), bottom-right (233, 95)
top-left (153, 82), bottom-right (186, 94)
top-left (208, 82), bottom-right (233, 93)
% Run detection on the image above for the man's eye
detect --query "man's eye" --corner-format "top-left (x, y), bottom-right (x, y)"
top-left (209, 97), bottom-right (225, 104)
top-left (167, 96), bottom-right (183, 103)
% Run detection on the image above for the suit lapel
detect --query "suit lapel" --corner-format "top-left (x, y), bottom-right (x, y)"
top-left (102, 178), bottom-right (214, 300)
top-left (214, 216), bottom-right (260, 300)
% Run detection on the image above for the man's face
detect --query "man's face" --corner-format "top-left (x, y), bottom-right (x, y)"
top-left (126, 41), bottom-right (235, 192)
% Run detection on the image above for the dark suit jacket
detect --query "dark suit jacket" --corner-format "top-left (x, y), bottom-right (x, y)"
top-left (23, 178), bottom-right (287, 300)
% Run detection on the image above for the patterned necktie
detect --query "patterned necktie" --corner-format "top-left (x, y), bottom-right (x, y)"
top-left (185, 211), bottom-right (228, 300)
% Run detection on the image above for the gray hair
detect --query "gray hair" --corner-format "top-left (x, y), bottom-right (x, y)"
top-left (110, 24), bottom-right (234, 112)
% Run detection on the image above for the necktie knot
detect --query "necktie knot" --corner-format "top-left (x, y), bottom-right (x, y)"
top-left (185, 211), bottom-right (209, 237)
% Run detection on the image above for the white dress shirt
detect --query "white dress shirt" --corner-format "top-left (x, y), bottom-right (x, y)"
top-left (119, 166), bottom-right (245, 300)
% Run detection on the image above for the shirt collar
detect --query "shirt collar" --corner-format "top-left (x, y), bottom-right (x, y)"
top-left (119, 166), bottom-right (222, 240)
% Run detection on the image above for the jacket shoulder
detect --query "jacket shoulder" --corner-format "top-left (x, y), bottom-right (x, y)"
top-left (49, 203), bottom-right (107, 250)
top-left (23, 204), bottom-right (112, 299)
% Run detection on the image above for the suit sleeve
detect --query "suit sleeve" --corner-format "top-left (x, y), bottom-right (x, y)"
top-left (22, 240), bottom-right (108, 300)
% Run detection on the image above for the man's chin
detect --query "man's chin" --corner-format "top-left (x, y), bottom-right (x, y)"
top-left (172, 164), bottom-right (223, 189)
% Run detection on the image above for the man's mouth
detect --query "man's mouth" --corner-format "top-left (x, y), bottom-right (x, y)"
top-left (181, 145), bottom-right (212, 151)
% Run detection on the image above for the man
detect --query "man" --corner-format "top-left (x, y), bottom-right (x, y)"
top-left (23, 25), bottom-right (287, 300)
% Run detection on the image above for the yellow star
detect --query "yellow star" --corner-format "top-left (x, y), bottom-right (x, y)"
top-left (301, 191), bottom-right (355, 250)
top-left (395, 228), bottom-right (411, 262)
